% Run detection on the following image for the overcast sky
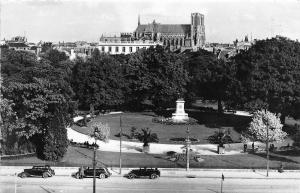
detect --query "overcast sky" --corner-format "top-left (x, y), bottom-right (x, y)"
top-left (1, 0), bottom-right (300, 43)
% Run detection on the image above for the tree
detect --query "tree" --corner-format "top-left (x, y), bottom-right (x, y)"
top-left (242, 109), bottom-right (287, 176)
top-left (90, 122), bottom-right (110, 142)
top-left (241, 110), bottom-right (287, 144)
top-left (38, 115), bottom-right (69, 161)
top-left (229, 37), bottom-right (300, 122)
top-left (41, 49), bottom-right (68, 66)
top-left (184, 49), bottom-right (232, 112)
top-left (1, 49), bottom-right (75, 158)
top-left (72, 54), bottom-right (125, 110)
top-left (137, 128), bottom-right (159, 147)
top-left (126, 46), bottom-right (189, 110)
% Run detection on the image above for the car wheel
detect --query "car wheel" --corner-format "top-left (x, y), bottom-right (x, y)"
top-left (150, 173), bottom-right (158, 179)
top-left (99, 173), bottom-right (105, 179)
top-left (42, 172), bottom-right (48, 178)
top-left (128, 173), bottom-right (135, 179)
top-left (75, 173), bottom-right (80, 179)
top-left (21, 173), bottom-right (27, 178)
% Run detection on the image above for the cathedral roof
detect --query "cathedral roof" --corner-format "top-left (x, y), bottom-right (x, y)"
top-left (135, 24), bottom-right (190, 34)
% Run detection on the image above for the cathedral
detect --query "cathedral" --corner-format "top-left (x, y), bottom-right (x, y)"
top-left (134, 13), bottom-right (205, 51)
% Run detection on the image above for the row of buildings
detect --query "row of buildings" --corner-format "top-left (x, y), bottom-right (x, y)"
top-left (0, 36), bottom-right (42, 56)
top-left (98, 12), bottom-right (206, 55)
top-left (1, 12), bottom-right (254, 61)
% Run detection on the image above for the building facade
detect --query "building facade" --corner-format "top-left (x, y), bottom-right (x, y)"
top-left (98, 33), bottom-right (162, 55)
top-left (134, 13), bottom-right (205, 51)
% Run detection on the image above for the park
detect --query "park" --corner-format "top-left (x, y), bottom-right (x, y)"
top-left (1, 36), bottom-right (300, 174)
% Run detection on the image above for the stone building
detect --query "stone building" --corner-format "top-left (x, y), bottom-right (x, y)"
top-left (134, 13), bottom-right (205, 51)
top-left (98, 33), bottom-right (162, 55)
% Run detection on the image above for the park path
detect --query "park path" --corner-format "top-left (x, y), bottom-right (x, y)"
top-left (67, 127), bottom-right (243, 155)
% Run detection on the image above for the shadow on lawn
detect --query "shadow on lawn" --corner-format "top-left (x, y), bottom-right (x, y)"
top-left (75, 149), bottom-right (109, 167)
top-left (272, 149), bottom-right (300, 157)
top-left (251, 152), bottom-right (299, 164)
top-left (151, 155), bottom-right (186, 168)
top-left (123, 144), bottom-right (142, 152)
top-left (188, 111), bottom-right (251, 133)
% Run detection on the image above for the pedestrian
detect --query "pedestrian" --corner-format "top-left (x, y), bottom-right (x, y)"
top-left (278, 163), bottom-right (284, 173)
top-left (252, 142), bottom-right (255, 152)
top-left (79, 166), bottom-right (84, 179)
top-left (243, 144), bottom-right (247, 153)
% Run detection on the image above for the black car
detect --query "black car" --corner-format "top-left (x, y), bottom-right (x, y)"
top-left (127, 168), bottom-right (160, 179)
top-left (75, 167), bottom-right (111, 179)
top-left (18, 165), bottom-right (55, 178)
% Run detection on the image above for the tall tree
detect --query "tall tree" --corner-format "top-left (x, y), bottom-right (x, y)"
top-left (229, 37), bottom-right (300, 122)
top-left (72, 53), bottom-right (125, 110)
top-left (1, 48), bottom-right (75, 159)
top-left (126, 46), bottom-right (189, 109)
top-left (184, 49), bottom-right (232, 112)
top-left (241, 110), bottom-right (287, 143)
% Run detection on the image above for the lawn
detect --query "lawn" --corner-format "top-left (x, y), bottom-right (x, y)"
top-left (71, 111), bottom-right (251, 144)
top-left (2, 146), bottom-right (300, 170)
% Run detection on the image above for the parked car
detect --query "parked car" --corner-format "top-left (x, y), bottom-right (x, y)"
top-left (127, 168), bottom-right (160, 179)
top-left (75, 167), bottom-right (111, 179)
top-left (18, 165), bottom-right (55, 178)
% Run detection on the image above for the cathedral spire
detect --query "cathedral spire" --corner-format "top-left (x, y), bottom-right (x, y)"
top-left (138, 14), bottom-right (140, 26)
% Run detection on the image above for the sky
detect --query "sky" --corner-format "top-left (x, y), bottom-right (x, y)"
top-left (1, 0), bottom-right (300, 43)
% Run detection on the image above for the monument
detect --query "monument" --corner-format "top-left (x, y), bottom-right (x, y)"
top-left (172, 98), bottom-right (189, 122)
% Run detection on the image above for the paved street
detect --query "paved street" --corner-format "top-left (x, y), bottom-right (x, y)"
top-left (1, 175), bottom-right (300, 193)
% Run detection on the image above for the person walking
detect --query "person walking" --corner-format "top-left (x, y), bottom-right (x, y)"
top-left (79, 166), bottom-right (84, 179)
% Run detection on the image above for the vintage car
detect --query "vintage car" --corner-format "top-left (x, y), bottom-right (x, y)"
top-left (127, 167), bottom-right (160, 179)
top-left (75, 167), bottom-right (111, 179)
top-left (18, 165), bottom-right (55, 178)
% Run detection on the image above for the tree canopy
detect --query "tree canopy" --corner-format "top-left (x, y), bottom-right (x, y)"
top-left (229, 37), bottom-right (300, 121)
top-left (72, 51), bottom-right (126, 110)
top-left (125, 46), bottom-right (189, 109)
top-left (241, 110), bottom-right (287, 143)
top-left (184, 49), bottom-right (232, 112)
top-left (1, 48), bottom-right (74, 159)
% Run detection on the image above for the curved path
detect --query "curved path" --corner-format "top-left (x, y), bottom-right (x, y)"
top-left (67, 126), bottom-right (243, 155)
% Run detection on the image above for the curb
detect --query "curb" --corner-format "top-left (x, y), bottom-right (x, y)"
top-left (2, 174), bottom-right (300, 180)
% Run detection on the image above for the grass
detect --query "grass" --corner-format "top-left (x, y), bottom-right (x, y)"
top-left (2, 146), bottom-right (300, 170)
top-left (71, 111), bottom-right (251, 144)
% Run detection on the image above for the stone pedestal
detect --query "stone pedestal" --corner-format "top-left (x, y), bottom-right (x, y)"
top-left (172, 99), bottom-right (189, 122)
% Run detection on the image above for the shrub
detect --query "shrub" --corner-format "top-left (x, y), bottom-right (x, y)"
top-left (137, 128), bottom-right (159, 146)
top-left (130, 127), bottom-right (139, 139)
top-left (166, 151), bottom-right (177, 156)
top-left (38, 117), bottom-right (69, 161)
top-left (207, 129), bottom-right (233, 145)
top-left (283, 124), bottom-right (300, 136)
top-left (75, 117), bottom-right (91, 127)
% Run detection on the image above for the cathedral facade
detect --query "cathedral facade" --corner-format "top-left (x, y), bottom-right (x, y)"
top-left (134, 13), bottom-right (205, 51)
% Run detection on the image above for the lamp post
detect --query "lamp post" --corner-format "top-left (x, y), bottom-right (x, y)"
top-left (186, 127), bottom-right (191, 171)
top-left (263, 110), bottom-right (269, 177)
top-left (93, 128), bottom-right (98, 193)
top-left (266, 122), bottom-right (269, 177)
top-left (119, 116), bottom-right (122, 174)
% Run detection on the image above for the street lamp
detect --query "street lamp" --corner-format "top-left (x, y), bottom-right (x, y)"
top-left (93, 127), bottom-right (98, 193)
top-left (262, 110), bottom-right (269, 177)
top-left (185, 127), bottom-right (191, 171)
top-left (119, 116), bottom-right (122, 174)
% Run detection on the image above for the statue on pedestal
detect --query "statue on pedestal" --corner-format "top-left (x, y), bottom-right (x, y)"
top-left (172, 98), bottom-right (189, 122)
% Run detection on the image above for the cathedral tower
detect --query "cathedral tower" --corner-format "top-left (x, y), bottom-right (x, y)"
top-left (191, 13), bottom-right (205, 48)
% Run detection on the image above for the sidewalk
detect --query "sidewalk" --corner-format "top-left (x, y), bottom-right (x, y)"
top-left (1, 166), bottom-right (300, 179)
top-left (112, 168), bottom-right (300, 179)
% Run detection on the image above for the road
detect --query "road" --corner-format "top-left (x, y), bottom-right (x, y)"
top-left (1, 175), bottom-right (300, 193)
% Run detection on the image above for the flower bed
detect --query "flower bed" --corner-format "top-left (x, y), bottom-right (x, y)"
top-left (152, 116), bottom-right (198, 125)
